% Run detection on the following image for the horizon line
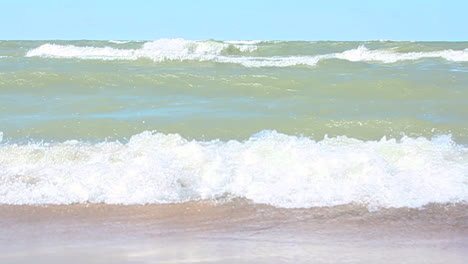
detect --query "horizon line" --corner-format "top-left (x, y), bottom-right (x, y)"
top-left (1, 38), bottom-right (468, 42)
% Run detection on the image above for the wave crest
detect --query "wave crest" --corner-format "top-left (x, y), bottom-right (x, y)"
top-left (26, 38), bottom-right (258, 61)
top-left (1, 130), bottom-right (466, 208)
top-left (336, 45), bottom-right (468, 63)
top-left (25, 40), bottom-right (468, 67)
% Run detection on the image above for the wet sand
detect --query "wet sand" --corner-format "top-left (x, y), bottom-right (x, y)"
top-left (1, 201), bottom-right (466, 263)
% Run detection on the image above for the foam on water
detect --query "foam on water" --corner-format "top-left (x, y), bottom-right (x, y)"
top-left (26, 44), bottom-right (136, 60)
top-left (336, 45), bottom-right (468, 63)
top-left (223, 40), bottom-right (264, 45)
top-left (108, 40), bottom-right (131, 44)
top-left (25, 40), bottom-right (468, 66)
top-left (26, 38), bottom-right (258, 61)
top-left (0, 130), bottom-right (466, 208)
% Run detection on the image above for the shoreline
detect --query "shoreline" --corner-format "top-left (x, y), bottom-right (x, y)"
top-left (1, 202), bottom-right (466, 263)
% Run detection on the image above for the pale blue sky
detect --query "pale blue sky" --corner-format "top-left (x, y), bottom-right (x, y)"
top-left (1, 0), bottom-right (466, 40)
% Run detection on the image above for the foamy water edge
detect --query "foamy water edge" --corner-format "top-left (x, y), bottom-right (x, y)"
top-left (1, 130), bottom-right (466, 209)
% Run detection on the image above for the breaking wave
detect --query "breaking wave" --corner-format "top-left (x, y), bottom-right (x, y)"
top-left (1, 130), bottom-right (466, 209)
top-left (108, 40), bottom-right (131, 44)
top-left (26, 38), bottom-right (258, 61)
top-left (25, 39), bottom-right (468, 67)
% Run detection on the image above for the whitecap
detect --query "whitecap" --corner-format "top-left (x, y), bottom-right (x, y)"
top-left (25, 39), bottom-right (468, 67)
top-left (1, 130), bottom-right (466, 208)
top-left (109, 40), bottom-right (131, 44)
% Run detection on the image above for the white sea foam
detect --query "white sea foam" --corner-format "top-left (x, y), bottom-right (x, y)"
top-left (336, 45), bottom-right (468, 63)
top-left (109, 40), bottom-right (131, 44)
top-left (26, 44), bottom-right (137, 60)
top-left (214, 55), bottom-right (330, 67)
top-left (226, 46), bottom-right (468, 66)
top-left (25, 40), bottom-right (468, 67)
top-left (369, 39), bottom-right (394, 42)
top-left (223, 40), bottom-right (264, 45)
top-left (0, 130), bottom-right (466, 208)
top-left (26, 38), bottom-right (258, 61)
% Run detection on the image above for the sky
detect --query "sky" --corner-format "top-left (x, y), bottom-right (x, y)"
top-left (0, 0), bottom-right (466, 41)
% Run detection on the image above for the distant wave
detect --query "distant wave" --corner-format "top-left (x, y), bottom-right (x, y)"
top-left (25, 39), bottom-right (468, 67)
top-left (26, 38), bottom-right (258, 61)
top-left (335, 45), bottom-right (468, 63)
top-left (223, 40), bottom-right (264, 45)
top-left (1, 130), bottom-right (466, 208)
top-left (108, 40), bottom-right (131, 44)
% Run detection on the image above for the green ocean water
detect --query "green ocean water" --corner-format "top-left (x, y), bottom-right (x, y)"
top-left (1, 39), bottom-right (467, 143)
top-left (1, 39), bottom-right (468, 207)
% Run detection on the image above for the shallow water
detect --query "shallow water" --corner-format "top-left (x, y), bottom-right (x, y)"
top-left (1, 202), bottom-right (467, 263)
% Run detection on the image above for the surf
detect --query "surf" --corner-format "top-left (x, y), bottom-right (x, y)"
top-left (25, 39), bottom-right (468, 67)
top-left (1, 130), bottom-right (466, 208)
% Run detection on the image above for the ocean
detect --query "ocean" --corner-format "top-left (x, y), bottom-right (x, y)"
top-left (0, 39), bottom-right (467, 263)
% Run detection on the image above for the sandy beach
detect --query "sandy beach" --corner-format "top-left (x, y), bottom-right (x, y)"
top-left (1, 201), bottom-right (466, 263)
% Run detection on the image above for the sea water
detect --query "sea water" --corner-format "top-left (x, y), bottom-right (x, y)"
top-left (1, 39), bottom-right (467, 208)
